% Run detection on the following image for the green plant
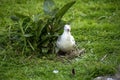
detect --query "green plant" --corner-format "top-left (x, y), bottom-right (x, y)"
top-left (10, 0), bottom-right (76, 55)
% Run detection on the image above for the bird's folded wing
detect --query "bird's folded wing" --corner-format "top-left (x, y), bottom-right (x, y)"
top-left (71, 35), bottom-right (75, 46)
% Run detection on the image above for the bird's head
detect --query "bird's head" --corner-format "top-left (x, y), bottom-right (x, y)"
top-left (64, 24), bottom-right (71, 32)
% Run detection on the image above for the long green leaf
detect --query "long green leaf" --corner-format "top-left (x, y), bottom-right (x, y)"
top-left (53, 1), bottom-right (76, 22)
top-left (38, 20), bottom-right (48, 37)
top-left (27, 40), bottom-right (35, 51)
top-left (23, 34), bottom-right (33, 37)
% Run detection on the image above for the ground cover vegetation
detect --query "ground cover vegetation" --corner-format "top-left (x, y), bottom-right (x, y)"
top-left (0, 0), bottom-right (120, 80)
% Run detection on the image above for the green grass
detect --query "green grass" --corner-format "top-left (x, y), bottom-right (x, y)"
top-left (0, 0), bottom-right (120, 80)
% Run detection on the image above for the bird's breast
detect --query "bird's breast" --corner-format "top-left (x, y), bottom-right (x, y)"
top-left (59, 37), bottom-right (74, 51)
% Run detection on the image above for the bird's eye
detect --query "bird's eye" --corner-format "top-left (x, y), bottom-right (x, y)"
top-left (67, 29), bottom-right (70, 31)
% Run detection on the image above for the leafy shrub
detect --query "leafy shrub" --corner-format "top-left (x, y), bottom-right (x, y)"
top-left (9, 0), bottom-right (76, 55)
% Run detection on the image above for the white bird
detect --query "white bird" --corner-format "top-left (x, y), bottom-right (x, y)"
top-left (56, 24), bottom-right (75, 53)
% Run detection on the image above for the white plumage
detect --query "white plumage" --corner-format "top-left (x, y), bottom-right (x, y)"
top-left (56, 24), bottom-right (75, 52)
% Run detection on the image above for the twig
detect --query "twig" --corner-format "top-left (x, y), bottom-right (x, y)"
top-left (100, 54), bottom-right (108, 61)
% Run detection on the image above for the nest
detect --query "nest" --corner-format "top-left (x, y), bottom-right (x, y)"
top-left (57, 48), bottom-right (85, 59)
